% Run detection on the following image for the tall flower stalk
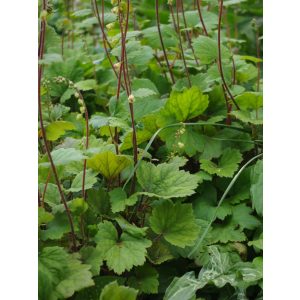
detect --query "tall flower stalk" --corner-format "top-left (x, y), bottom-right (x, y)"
top-left (38, 0), bottom-right (77, 250)
top-left (217, 0), bottom-right (240, 112)
top-left (155, 0), bottom-right (175, 84)
top-left (175, 0), bottom-right (191, 87)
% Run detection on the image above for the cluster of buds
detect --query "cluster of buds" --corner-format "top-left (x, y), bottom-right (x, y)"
top-left (74, 90), bottom-right (86, 120)
top-left (41, 78), bottom-right (51, 87)
top-left (53, 76), bottom-right (67, 84)
top-left (40, 10), bottom-right (48, 21)
top-left (128, 94), bottom-right (135, 104)
top-left (111, 6), bottom-right (119, 14)
top-left (113, 62), bottom-right (121, 72)
top-left (172, 125), bottom-right (186, 152)
top-left (68, 80), bottom-right (74, 89)
top-left (106, 22), bottom-right (115, 31)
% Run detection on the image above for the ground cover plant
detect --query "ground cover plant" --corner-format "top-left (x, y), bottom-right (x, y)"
top-left (38, 0), bottom-right (263, 299)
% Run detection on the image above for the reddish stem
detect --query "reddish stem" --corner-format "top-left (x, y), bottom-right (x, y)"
top-left (175, 1), bottom-right (191, 87)
top-left (217, 0), bottom-right (240, 110)
top-left (196, 0), bottom-right (208, 36)
top-left (256, 30), bottom-right (261, 92)
top-left (179, 1), bottom-right (199, 65)
top-left (38, 0), bottom-right (77, 250)
top-left (155, 0), bottom-right (175, 84)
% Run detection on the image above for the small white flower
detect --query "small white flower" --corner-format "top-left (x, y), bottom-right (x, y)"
top-left (178, 142), bottom-right (185, 149)
top-left (128, 94), bottom-right (135, 103)
top-left (76, 114), bottom-right (83, 120)
top-left (80, 106), bottom-right (86, 114)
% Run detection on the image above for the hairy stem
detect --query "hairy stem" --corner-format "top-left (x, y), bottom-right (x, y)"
top-left (38, 0), bottom-right (77, 250)
top-left (155, 0), bottom-right (175, 84)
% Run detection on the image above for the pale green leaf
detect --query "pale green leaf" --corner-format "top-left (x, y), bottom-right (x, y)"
top-left (137, 161), bottom-right (199, 198)
top-left (68, 169), bottom-right (98, 192)
top-left (193, 36), bottom-right (231, 64)
top-left (87, 151), bottom-right (131, 180)
top-left (45, 121), bottom-right (75, 141)
top-left (75, 79), bottom-right (97, 91)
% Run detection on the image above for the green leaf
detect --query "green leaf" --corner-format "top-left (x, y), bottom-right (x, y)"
top-left (210, 222), bottom-right (247, 244)
top-left (38, 247), bottom-right (94, 300)
top-left (38, 207), bottom-right (54, 226)
top-left (80, 246), bottom-right (103, 276)
top-left (73, 276), bottom-right (125, 300)
top-left (137, 161), bottom-right (199, 199)
top-left (235, 92), bottom-right (263, 110)
top-left (38, 183), bottom-right (60, 207)
top-left (250, 160), bottom-right (263, 215)
top-left (159, 126), bottom-right (204, 157)
top-left (230, 110), bottom-right (263, 125)
top-left (45, 121), bottom-right (75, 141)
top-left (68, 169), bottom-right (98, 192)
top-left (193, 36), bottom-right (231, 64)
top-left (120, 130), bottom-right (152, 151)
top-left (200, 148), bottom-right (243, 178)
top-left (41, 212), bottom-right (70, 241)
top-left (231, 204), bottom-right (261, 230)
top-left (46, 148), bottom-right (86, 166)
top-left (128, 264), bottom-right (159, 294)
top-left (94, 221), bottom-right (151, 274)
top-left (90, 115), bottom-right (129, 130)
top-left (108, 188), bottom-right (138, 213)
top-left (100, 281), bottom-right (138, 300)
top-left (87, 151), bottom-right (131, 180)
top-left (69, 198), bottom-right (89, 215)
top-left (133, 88), bottom-right (157, 98)
top-left (157, 87), bottom-right (209, 125)
top-left (149, 200), bottom-right (200, 248)
top-left (75, 79), bottom-right (97, 91)
top-left (248, 237), bottom-right (263, 250)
